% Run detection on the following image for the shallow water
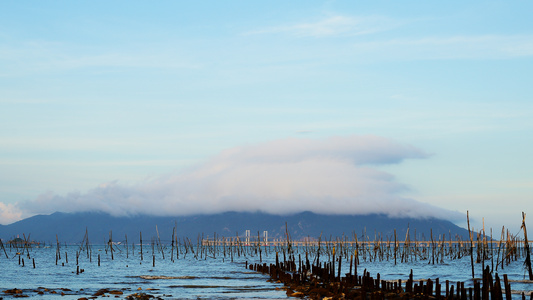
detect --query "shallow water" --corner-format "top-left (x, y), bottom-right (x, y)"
top-left (0, 246), bottom-right (288, 299)
top-left (1, 245), bottom-right (531, 299)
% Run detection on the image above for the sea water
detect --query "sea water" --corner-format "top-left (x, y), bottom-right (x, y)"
top-left (0, 245), bottom-right (531, 299)
top-left (0, 245), bottom-right (289, 299)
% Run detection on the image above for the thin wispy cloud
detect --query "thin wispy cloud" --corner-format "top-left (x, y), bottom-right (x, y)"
top-left (0, 41), bottom-right (201, 77)
top-left (351, 34), bottom-right (533, 60)
top-left (246, 15), bottom-right (399, 37)
top-left (52, 52), bottom-right (202, 70)
top-left (9, 135), bottom-right (461, 224)
top-left (245, 12), bottom-right (533, 60)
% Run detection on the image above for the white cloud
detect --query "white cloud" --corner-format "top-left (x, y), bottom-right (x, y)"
top-left (0, 202), bottom-right (24, 225)
top-left (15, 135), bottom-right (460, 222)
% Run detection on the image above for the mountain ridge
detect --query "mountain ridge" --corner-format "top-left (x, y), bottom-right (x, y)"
top-left (0, 211), bottom-right (470, 244)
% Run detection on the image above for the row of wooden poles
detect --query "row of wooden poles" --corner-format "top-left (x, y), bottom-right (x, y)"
top-left (4, 231), bottom-right (532, 300)
top-left (200, 230), bottom-right (530, 269)
top-left (238, 212), bottom-right (532, 299)
top-left (1, 224), bottom-right (532, 275)
top-left (247, 252), bottom-right (528, 300)
top-left (1, 211), bottom-right (531, 300)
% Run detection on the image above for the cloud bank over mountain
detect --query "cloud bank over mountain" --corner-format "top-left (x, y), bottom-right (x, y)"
top-left (8, 135), bottom-right (460, 223)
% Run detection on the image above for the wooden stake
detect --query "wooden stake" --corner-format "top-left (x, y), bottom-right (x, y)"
top-left (467, 211), bottom-right (475, 279)
top-left (521, 212), bottom-right (533, 280)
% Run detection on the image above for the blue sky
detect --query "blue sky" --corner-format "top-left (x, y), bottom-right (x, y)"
top-left (1, 1), bottom-right (532, 232)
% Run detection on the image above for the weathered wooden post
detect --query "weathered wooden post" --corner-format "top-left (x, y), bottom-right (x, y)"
top-left (140, 232), bottom-right (143, 261)
top-left (521, 212), bottom-right (533, 280)
top-left (467, 211), bottom-right (475, 279)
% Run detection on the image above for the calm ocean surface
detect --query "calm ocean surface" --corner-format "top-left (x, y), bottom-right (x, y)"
top-left (1, 245), bottom-right (531, 299)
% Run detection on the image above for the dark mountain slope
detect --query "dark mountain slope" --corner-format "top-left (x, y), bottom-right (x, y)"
top-left (0, 211), bottom-right (469, 244)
